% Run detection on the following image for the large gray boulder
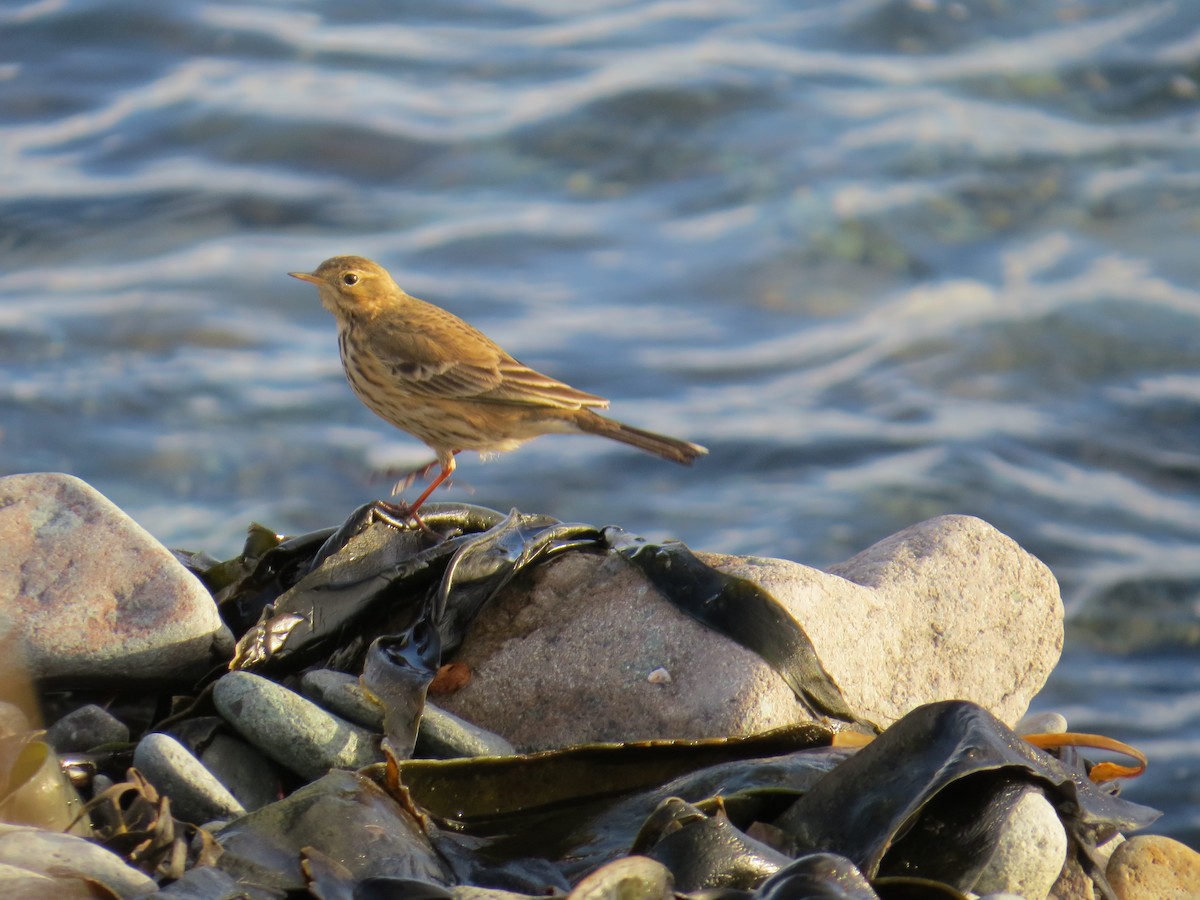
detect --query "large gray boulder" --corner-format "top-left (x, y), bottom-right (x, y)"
top-left (435, 515), bottom-right (1063, 749)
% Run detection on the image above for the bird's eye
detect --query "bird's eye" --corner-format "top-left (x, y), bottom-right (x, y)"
top-left (342, 273), bottom-right (359, 286)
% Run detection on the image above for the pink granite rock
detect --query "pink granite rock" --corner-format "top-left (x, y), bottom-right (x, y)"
top-left (0, 473), bottom-right (233, 687)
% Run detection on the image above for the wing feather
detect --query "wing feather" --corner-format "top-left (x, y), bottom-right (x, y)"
top-left (360, 301), bottom-right (608, 410)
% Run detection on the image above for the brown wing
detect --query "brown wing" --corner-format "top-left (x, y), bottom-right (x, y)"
top-left (363, 297), bottom-right (609, 410)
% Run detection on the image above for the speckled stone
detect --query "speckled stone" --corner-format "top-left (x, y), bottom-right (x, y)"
top-left (0, 473), bottom-right (234, 687)
top-left (213, 671), bottom-right (383, 780)
top-left (1107, 834), bottom-right (1200, 899)
top-left (301, 668), bottom-right (386, 730)
top-left (133, 732), bottom-right (245, 825)
top-left (972, 789), bottom-right (1067, 900)
top-left (417, 700), bottom-right (517, 759)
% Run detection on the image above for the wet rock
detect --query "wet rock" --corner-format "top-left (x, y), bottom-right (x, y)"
top-left (1106, 834), bottom-right (1200, 898)
top-left (0, 473), bottom-right (234, 686)
top-left (436, 515), bottom-right (1062, 748)
top-left (45, 704), bottom-right (130, 753)
top-left (133, 732), bottom-right (245, 825)
top-left (0, 823), bottom-right (158, 897)
top-left (196, 734), bottom-right (283, 812)
top-left (213, 671), bottom-right (383, 780)
top-left (971, 789), bottom-right (1067, 900)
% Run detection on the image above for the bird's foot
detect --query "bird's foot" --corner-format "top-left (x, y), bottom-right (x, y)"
top-left (374, 453), bottom-right (459, 533)
top-left (372, 499), bottom-right (433, 534)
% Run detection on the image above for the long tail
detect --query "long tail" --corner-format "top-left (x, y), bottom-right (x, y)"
top-left (573, 410), bottom-right (707, 465)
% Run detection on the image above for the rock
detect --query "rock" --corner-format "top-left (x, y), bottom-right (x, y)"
top-left (196, 734), bottom-right (283, 812)
top-left (971, 789), bottom-right (1068, 900)
top-left (435, 515), bottom-right (1062, 748)
top-left (301, 668), bottom-right (386, 730)
top-left (0, 473), bottom-right (234, 686)
top-left (301, 668), bottom-right (515, 758)
top-left (0, 861), bottom-right (109, 900)
top-left (133, 733), bottom-right (245, 825)
top-left (417, 701), bottom-right (517, 759)
top-left (1094, 831), bottom-right (1125, 869)
top-left (45, 704), bottom-right (130, 752)
top-left (568, 856), bottom-right (674, 900)
top-left (1015, 711), bottom-right (1068, 736)
top-left (1049, 848), bottom-right (1097, 900)
top-left (814, 515), bottom-right (1062, 728)
top-left (213, 671), bottom-right (383, 780)
top-left (1107, 834), bottom-right (1200, 899)
top-left (0, 823), bottom-right (158, 897)
top-left (454, 888), bottom-right (541, 900)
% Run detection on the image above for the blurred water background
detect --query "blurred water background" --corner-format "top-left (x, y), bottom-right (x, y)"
top-left (2, 0), bottom-right (1199, 843)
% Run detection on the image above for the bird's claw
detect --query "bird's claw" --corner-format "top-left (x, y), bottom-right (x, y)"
top-left (372, 500), bottom-right (433, 534)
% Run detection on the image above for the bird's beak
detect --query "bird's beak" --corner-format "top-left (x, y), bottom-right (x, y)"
top-left (289, 271), bottom-right (323, 285)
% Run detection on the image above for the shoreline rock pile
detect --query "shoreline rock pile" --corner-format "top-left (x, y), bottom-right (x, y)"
top-left (0, 471), bottom-right (1192, 899)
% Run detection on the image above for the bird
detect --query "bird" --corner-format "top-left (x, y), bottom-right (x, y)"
top-left (290, 255), bottom-right (707, 520)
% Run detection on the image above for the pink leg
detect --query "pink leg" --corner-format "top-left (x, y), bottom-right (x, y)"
top-left (389, 451), bottom-right (461, 527)
top-left (387, 459), bottom-right (440, 495)
top-left (404, 458), bottom-right (456, 517)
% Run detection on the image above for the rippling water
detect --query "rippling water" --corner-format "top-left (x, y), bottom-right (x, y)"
top-left (3, 0), bottom-right (1199, 843)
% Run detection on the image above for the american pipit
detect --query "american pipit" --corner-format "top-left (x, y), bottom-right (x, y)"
top-left (290, 255), bottom-right (707, 518)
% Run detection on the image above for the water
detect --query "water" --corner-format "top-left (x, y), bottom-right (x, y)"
top-left (3, 0), bottom-right (1199, 844)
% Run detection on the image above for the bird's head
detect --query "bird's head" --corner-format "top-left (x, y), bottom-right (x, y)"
top-left (290, 256), bottom-right (402, 318)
